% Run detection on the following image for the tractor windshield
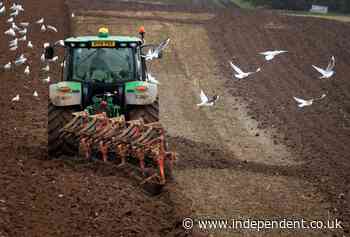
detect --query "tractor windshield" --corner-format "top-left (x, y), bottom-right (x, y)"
top-left (71, 47), bottom-right (135, 83)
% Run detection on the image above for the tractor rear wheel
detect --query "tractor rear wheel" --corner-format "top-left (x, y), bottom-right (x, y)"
top-left (48, 103), bottom-right (78, 157)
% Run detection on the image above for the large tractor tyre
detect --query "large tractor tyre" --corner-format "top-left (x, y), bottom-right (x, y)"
top-left (128, 99), bottom-right (159, 123)
top-left (48, 103), bottom-right (78, 157)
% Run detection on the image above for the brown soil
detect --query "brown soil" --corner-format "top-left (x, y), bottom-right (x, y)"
top-left (207, 8), bottom-right (350, 232)
top-left (0, 1), bottom-right (349, 237)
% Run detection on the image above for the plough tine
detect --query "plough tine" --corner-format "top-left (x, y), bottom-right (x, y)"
top-left (60, 115), bottom-right (80, 132)
top-left (77, 117), bottom-right (98, 135)
top-left (139, 173), bottom-right (158, 185)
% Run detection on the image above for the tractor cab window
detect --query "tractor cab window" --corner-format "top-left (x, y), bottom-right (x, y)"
top-left (71, 47), bottom-right (135, 83)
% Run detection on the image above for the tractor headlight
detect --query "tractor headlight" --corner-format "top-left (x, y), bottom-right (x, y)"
top-left (129, 43), bottom-right (137, 48)
top-left (58, 86), bottom-right (72, 93)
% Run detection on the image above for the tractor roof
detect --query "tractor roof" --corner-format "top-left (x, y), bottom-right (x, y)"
top-left (64, 28), bottom-right (142, 47)
top-left (65, 35), bottom-right (142, 43)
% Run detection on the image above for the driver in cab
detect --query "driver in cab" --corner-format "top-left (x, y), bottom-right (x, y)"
top-left (89, 49), bottom-right (112, 82)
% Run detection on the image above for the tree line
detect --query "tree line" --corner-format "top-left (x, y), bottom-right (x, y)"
top-left (244, 0), bottom-right (350, 13)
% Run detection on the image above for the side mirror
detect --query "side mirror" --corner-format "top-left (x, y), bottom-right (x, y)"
top-left (138, 26), bottom-right (145, 43)
top-left (45, 46), bottom-right (55, 60)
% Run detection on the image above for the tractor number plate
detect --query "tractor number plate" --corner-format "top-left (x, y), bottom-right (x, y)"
top-left (91, 41), bottom-right (116, 48)
top-left (136, 94), bottom-right (147, 99)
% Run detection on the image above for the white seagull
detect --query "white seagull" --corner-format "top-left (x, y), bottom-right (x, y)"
top-left (11, 94), bottom-right (20, 102)
top-left (43, 76), bottom-right (51, 83)
top-left (14, 54), bottom-right (27, 65)
top-left (42, 65), bottom-right (50, 72)
top-left (9, 38), bottom-right (18, 47)
top-left (10, 10), bottom-right (18, 17)
top-left (0, 6), bottom-right (6, 15)
top-left (19, 22), bottom-right (29, 27)
top-left (143, 38), bottom-right (170, 61)
top-left (36, 18), bottom-right (44, 24)
top-left (18, 28), bottom-right (27, 35)
top-left (11, 23), bottom-right (20, 31)
top-left (293, 94), bottom-right (327, 108)
top-left (9, 46), bottom-right (18, 51)
top-left (49, 56), bottom-right (59, 62)
top-left (4, 28), bottom-right (16, 37)
top-left (27, 41), bottom-right (33, 48)
top-left (197, 90), bottom-right (219, 107)
top-left (40, 53), bottom-right (46, 62)
top-left (17, 5), bottom-right (24, 11)
top-left (9, 3), bottom-right (17, 10)
top-left (55, 40), bottom-right (64, 47)
top-left (10, 3), bottom-right (23, 11)
top-left (24, 66), bottom-right (30, 75)
top-left (312, 56), bottom-right (335, 79)
top-left (3, 62), bottom-right (11, 70)
top-left (259, 50), bottom-right (288, 61)
top-left (18, 35), bottom-right (26, 41)
top-left (229, 61), bottom-right (261, 79)
top-left (40, 24), bottom-right (46, 32)
top-left (43, 42), bottom-right (50, 48)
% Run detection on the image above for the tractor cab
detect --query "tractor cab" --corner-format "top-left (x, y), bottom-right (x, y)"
top-left (64, 28), bottom-right (144, 84)
top-left (48, 27), bottom-right (158, 119)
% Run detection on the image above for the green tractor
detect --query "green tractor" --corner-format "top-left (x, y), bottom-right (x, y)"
top-left (48, 27), bottom-right (165, 157)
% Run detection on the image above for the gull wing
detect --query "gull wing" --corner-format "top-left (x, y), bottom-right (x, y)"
top-left (259, 51), bottom-right (272, 56)
top-left (312, 65), bottom-right (327, 76)
top-left (316, 93), bottom-right (327, 100)
top-left (143, 49), bottom-right (155, 60)
top-left (260, 50), bottom-right (287, 57)
top-left (36, 18), bottom-right (44, 24)
top-left (151, 39), bottom-right (169, 58)
top-left (47, 25), bottom-right (58, 32)
top-left (229, 61), bottom-right (244, 74)
top-left (200, 90), bottom-right (208, 103)
top-left (293, 97), bottom-right (306, 104)
top-left (276, 50), bottom-right (288, 55)
top-left (11, 94), bottom-right (19, 101)
top-left (158, 38), bottom-right (170, 51)
top-left (326, 56), bottom-right (335, 71)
